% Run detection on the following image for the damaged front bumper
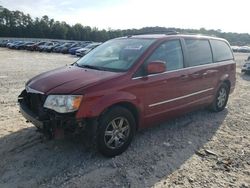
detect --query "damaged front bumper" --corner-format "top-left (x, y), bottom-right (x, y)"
top-left (19, 101), bottom-right (45, 129)
top-left (18, 90), bottom-right (87, 138)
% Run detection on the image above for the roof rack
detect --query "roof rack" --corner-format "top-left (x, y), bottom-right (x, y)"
top-left (180, 32), bottom-right (218, 37)
top-left (126, 30), bottom-right (179, 38)
top-left (165, 30), bottom-right (179, 35)
top-left (181, 32), bottom-right (204, 35)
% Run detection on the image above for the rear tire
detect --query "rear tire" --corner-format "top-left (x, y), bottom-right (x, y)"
top-left (97, 106), bottom-right (136, 157)
top-left (210, 83), bottom-right (229, 112)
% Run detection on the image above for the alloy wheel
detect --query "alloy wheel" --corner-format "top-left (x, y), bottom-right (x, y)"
top-left (217, 87), bottom-right (227, 108)
top-left (104, 117), bottom-right (130, 149)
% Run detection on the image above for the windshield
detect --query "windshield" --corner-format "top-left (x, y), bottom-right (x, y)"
top-left (76, 38), bottom-right (155, 72)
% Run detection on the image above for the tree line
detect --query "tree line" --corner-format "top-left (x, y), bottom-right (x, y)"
top-left (0, 5), bottom-right (250, 45)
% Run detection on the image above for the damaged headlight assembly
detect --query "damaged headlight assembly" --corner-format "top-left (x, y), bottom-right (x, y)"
top-left (43, 95), bottom-right (83, 113)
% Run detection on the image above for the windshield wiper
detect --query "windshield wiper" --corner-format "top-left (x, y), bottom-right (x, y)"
top-left (79, 64), bottom-right (103, 70)
top-left (77, 64), bottom-right (124, 72)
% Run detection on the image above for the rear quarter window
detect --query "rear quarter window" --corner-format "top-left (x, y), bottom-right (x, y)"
top-left (210, 40), bottom-right (234, 62)
top-left (185, 39), bottom-right (213, 67)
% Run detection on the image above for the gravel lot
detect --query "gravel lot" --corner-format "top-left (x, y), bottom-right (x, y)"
top-left (0, 48), bottom-right (249, 188)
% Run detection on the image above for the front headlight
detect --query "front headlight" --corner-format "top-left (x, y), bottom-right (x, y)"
top-left (43, 95), bottom-right (83, 113)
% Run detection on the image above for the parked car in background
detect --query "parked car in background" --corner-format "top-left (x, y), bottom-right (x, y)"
top-left (75, 42), bottom-right (102, 57)
top-left (0, 40), bottom-right (11, 47)
top-left (8, 41), bottom-right (23, 49)
top-left (12, 41), bottom-right (26, 49)
top-left (43, 43), bottom-right (61, 52)
top-left (0, 39), bottom-right (99, 55)
top-left (68, 42), bottom-right (92, 55)
top-left (60, 43), bottom-right (79, 54)
top-left (231, 46), bottom-right (240, 52)
top-left (26, 41), bottom-right (47, 51)
top-left (15, 41), bottom-right (35, 50)
top-left (238, 46), bottom-right (250, 53)
top-left (242, 56), bottom-right (250, 74)
top-left (6, 41), bottom-right (15, 48)
top-left (37, 42), bottom-right (55, 52)
top-left (18, 34), bottom-right (235, 157)
top-left (53, 42), bottom-right (72, 53)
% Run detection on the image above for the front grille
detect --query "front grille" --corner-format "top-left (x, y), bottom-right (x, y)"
top-left (20, 90), bottom-right (47, 118)
top-left (27, 93), bottom-right (43, 113)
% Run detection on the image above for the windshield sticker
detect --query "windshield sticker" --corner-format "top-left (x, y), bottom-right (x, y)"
top-left (124, 45), bottom-right (143, 50)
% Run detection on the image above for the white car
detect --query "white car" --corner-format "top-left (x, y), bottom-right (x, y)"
top-left (75, 43), bottom-right (102, 57)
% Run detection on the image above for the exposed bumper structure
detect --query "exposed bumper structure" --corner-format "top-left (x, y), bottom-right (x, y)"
top-left (18, 90), bottom-right (86, 137)
top-left (19, 101), bottom-right (45, 130)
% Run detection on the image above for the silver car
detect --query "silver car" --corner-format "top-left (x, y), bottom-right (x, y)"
top-left (75, 43), bottom-right (102, 57)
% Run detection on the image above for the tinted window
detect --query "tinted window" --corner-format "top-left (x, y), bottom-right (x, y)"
top-left (147, 40), bottom-right (184, 71)
top-left (185, 39), bottom-right (213, 66)
top-left (210, 40), bottom-right (233, 62)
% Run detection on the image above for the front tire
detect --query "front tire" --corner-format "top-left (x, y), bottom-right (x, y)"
top-left (210, 83), bottom-right (229, 112)
top-left (97, 106), bottom-right (136, 157)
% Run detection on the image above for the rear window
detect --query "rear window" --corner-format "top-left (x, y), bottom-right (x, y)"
top-left (185, 39), bottom-right (213, 67)
top-left (210, 40), bottom-right (234, 62)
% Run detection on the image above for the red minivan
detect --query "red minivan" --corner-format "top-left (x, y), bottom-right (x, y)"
top-left (18, 34), bottom-right (236, 156)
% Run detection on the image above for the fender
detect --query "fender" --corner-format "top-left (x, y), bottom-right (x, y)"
top-left (211, 73), bottom-right (231, 98)
top-left (76, 91), bottom-right (141, 119)
top-left (215, 73), bottom-right (229, 90)
top-left (219, 73), bottom-right (229, 82)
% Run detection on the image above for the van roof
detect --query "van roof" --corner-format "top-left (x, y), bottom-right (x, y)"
top-left (121, 34), bottom-right (227, 41)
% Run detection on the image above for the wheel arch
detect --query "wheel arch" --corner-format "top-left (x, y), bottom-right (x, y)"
top-left (218, 74), bottom-right (231, 92)
top-left (100, 101), bottom-right (140, 131)
top-left (223, 79), bottom-right (231, 91)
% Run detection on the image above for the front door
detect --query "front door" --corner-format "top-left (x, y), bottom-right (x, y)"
top-left (134, 39), bottom-right (194, 126)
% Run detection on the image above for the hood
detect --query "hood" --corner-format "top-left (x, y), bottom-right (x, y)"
top-left (26, 66), bottom-right (121, 94)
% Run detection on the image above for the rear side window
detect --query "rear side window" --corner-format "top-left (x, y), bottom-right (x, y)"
top-left (210, 40), bottom-right (233, 62)
top-left (185, 39), bottom-right (213, 66)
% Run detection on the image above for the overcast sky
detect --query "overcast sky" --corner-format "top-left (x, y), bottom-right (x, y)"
top-left (1, 0), bottom-right (249, 33)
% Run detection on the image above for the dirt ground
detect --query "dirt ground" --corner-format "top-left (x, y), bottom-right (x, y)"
top-left (0, 48), bottom-right (249, 188)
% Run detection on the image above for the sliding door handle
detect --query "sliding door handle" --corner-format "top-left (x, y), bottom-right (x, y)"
top-left (180, 74), bottom-right (189, 80)
top-left (191, 73), bottom-right (200, 78)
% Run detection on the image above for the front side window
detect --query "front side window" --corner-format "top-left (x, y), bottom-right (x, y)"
top-left (185, 39), bottom-right (213, 66)
top-left (146, 40), bottom-right (184, 72)
top-left (76, 38), bottom-right (155, 72)
top-left (210, 40), bottom-right (234, 62)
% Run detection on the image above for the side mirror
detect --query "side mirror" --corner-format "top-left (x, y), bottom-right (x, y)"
top-left (146, 61), bottom-right (166, 75)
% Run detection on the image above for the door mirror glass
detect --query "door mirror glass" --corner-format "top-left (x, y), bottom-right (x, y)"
top-left (146, 61), bottom-right (166, 75)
